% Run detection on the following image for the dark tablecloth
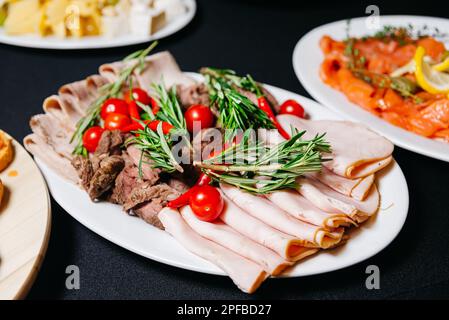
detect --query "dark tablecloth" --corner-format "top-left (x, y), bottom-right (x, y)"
top-left (1, 0), bottom-right (448, 299)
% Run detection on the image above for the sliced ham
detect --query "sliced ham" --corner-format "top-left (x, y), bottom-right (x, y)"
top-left (159, 207), bottom-right (268, 294)
top-left (23, 134), bottom-right (78, 183)
top-left (220, 194), bottom-right (317, 261)
top-left (43, 95), bottom-right (80, 128)
top-left (297, 177), bottom-right (380, 223)
top-left (29, 114), bottom-right (75, 159)
top-left (276, 115), bottom-right (394, 178)
top-left (307, 167), bottom-right (375, 201)
top-left (99, 51), bottom-right (195, 91)
top-left (220, 184), bottom-right (343, 249)
top-left (264, 189), bottom-right (354, 228)
top-left (180, 206), bottom-right (292, 275)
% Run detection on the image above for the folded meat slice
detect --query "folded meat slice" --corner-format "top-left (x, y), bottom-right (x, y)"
top-left (24, 133), bottom-right (79, 183)
top-left (276, 115), bottom-right (394, 178)
top-left (180, 206), bottom-right (292, 276)
top-left (297, 177), bottom-right (380, 223)
top-left (29, 114), bottom-right (75, 159)
top-left (99, 51), bottom-right (195, 91)
top-left (220, 184), bottom-right (343, 249)
top-left (43, 95), bottom-right (79, 128)
top-left (220, 195), bottom-right (317, 261)
top-left (264, 189), bottom-right (354, 228)
top-left (159, 207), bottom-right (268, 294)
top-left (307, 167), bottom-right (375, 201)
top-left (59, 75), bottom-right (109, 113)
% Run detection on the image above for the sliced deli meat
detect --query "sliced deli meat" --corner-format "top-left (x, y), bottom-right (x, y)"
top-left (264, 189), bottom-right (354, 228)
top-left (220, 184), bottom-right (344, 249)
top-left (276, 114), bottom-right (394, 178)
top-left (159, 207), bottom-right (268, 294)
top-left (23, 134), bottom-right (78, 183)
top-left (220, 194), bottom-right (318, 261)
top-left (297, 177), bottom-right (380, 223)
top-left (306, 167), bottom-right (375, 201)
top-left (99, 51), bottom-right (195, 91)
top-left (180, 206), bottom-right (292, 276)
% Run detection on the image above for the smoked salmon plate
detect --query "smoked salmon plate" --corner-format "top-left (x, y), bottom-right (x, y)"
top-left (294, 16), bottom-right (449, 162)
top-left (25, 43), bottom-right (408, 294)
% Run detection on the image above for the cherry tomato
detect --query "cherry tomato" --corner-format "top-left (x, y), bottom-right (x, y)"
top-left (184, 104), bottom-right (215, 132)
top-left (104, 113), bottom-right (131, 130)
top-left (189, 185), bottom-right (224, 222)
top-left (100, 98), bottom-right (129, 119)
top-left (279, 99), bottom-right (305, 118)
top-left (124, 88), bottom-right (152, 105)
top-left (82, 126), bottom-right (104, 153)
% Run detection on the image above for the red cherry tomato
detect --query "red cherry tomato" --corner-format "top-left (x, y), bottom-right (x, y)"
top-left (279, 99), bottom-right (305, 118)
top-left (189, 185), bottom-right (224, 222)
top-left (124, 88), bottom-right (152, 106)
top-left (184, 104), bottom-right (215, 132)
top-left (82, 126), bottom-right (104, 153)
top-left (100, 98), bottom-right (129, 119)
top-left (104, 113), bottom-right (131, 130)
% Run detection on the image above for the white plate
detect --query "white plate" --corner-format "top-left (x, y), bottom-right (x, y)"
top-left (34, 77), bottom-right (409, 278)
top-left (0, 0), bottom-right (196, 50)
top-left (293, 15), bottom-right (449, 162)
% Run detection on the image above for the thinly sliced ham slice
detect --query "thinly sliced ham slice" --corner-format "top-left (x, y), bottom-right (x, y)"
top-left (43, 95), bottom-right (80, 128)
top-left (264, 189), bottom-right (354, 228)
top-left (159, 207), bottom-right (268, 294)
top-left (24, 134), bottom-right (78, 183)
top-left (180, 206), bottom-right (292, 275)
top-left (307, 167), bottom-right (375, 201)
top-left (220, 195), bottom-right (317, 261)
top-left (29, 114), bottom-right (75, 159)
top-left (220, 184), bottom-right (343, 249)
top-left (276, 115), bottom-right (394, 178)
top-left (99, 51), bottom-right (195, 91)
top-left (297, 177), bottom-right (380, 223)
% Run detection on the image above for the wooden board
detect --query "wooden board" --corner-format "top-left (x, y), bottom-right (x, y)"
top-left (0, 134), bottom-right (51, 300)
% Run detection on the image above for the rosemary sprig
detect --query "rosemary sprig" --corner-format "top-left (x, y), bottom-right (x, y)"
top-left (126, 121), bottom-right (183, 173)
top-left (127, 81), bottom-right (191, 174)
top-left (194, 129), bottom-right (331, 194)
top-left (200, 68), bottom-right (275, 137)
top-left (152, 82), bottom-right (187, 130)
top-left (70, 41), bottom-right (158, 155)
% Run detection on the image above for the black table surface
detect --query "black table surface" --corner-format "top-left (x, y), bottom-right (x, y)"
top-left (1, 0), bottom-right (448, 299)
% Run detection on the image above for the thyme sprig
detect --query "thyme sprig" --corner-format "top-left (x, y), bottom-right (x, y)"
top-left (70, 41), bottom-right (158, 156)
top-left (194, 129), bottom-right (331, 194)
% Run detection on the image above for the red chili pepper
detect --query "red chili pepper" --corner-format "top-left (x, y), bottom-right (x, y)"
top-left (148, 120), bottom-right (174, 135)
top-left (166, 186), bottom-right (197, 208)
top-left (257, 97), bottom-right (276, 119)
top-left (121, 120), bottom-right (173, 135)
top-left (128, 101), bottom-right (141, 122)
top-left (151, 97), bottom-right (160, 114)
top-left (121, 122), bottom-right (144, 133)
top-left (257, 97), bottom-right (290, 139)
top-left (167, 173), bottom-right (212, 208)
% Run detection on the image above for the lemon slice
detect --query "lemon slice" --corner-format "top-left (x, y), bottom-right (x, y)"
top-left (433, 55), bottom-right (449, 72)
top-left (414, 46), bottom-right (449, 94)
top-left (390, 56), bottom-right (433, 77)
